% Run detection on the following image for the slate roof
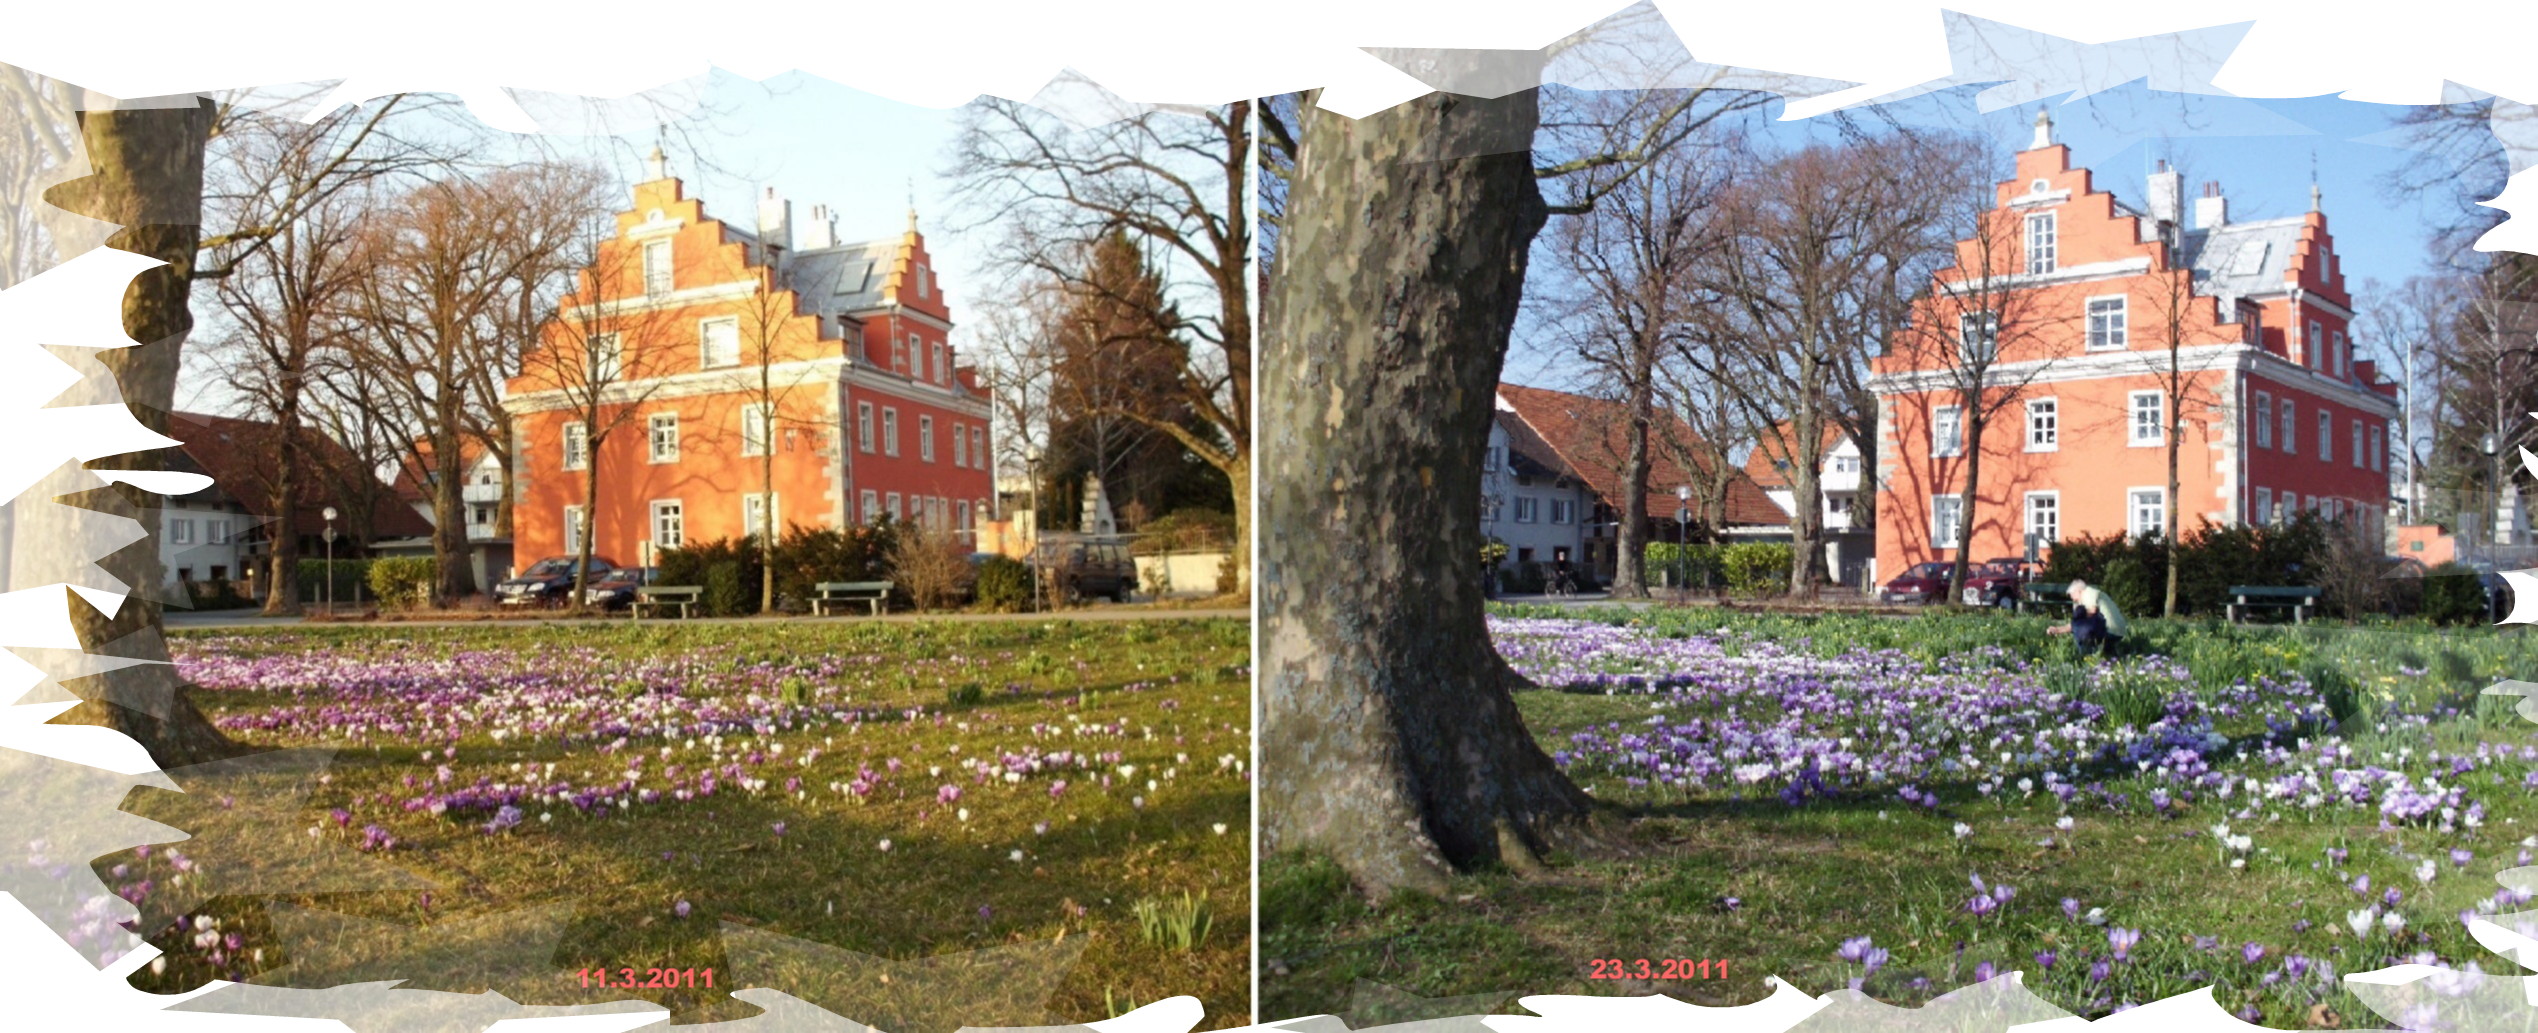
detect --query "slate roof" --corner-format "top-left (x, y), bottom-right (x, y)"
top-left (775, 238), bottom-right (903, 315)
top-left (2177, 216), bottom-right (2306, 302)
top-left (169, 412), bottom-right (434, 538)
top-left (1495, 383), bottom-right (1787, 527)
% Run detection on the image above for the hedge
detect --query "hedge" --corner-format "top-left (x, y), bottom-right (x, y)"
top-left (365, 556), bottom-right (436, 608)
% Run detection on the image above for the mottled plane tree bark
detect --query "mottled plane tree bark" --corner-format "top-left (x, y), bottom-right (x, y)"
top-left (41, 99), bottom-right (244, 766)
top-left (1261, 87), bottom-right (1594, 897)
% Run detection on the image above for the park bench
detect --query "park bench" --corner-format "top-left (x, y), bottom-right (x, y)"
top-left (2226, 585), bottom-right (2320, 625)
top-left (2016, 582), bottom-right (2074, 617)
top-left (814, 581), bottom-right (893, 617)
top-left (632, 585), bottom-right (700, 620)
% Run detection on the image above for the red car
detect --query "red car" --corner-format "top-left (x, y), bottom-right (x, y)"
top-left (1881, 562), bottom-right (1953, 604)
top-left (1962, 558), bottom-right (2041, 608)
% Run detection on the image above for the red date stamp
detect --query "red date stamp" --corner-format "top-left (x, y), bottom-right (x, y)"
top-left (1587, 958), bottom-right (1730, 981)
top-left (577, 967), bottom-right (715, 989)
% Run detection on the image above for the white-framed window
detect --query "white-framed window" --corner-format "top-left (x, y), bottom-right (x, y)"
top-left (168, 517), bottom-right (195, 544)
top-left (2280, 399), bottom-right (2297, 454)
top-left (1931, 404), bottom-right (1964, 457)
top-left (2254, 392), bottom-right (2273, 448)
top-left (648, 412), bottom-right (680, 463)
top-left (743, 492), bottom-right (777, 538)
top-left (955, 499), bottom-right (971, 531)
top-left (2085, 296), bottom-right (2127, 350)
top-left (650, 499), bottom-right (684, 550)
top-left (2129, 391), bottom-right (2165, 446)
top-left (1482, 494), bottom-right (1503, 522)
top-left (931, 341), bottom-right (947, 384)
top-left (1827, 494), bottom-right (1853, 516)
top-left (2371, 426), bottom-right (2386, 472)
top-left (2307, 320), bottom-right (2324, 368)
top-left (2026, 397), bottom-right (2059, 451)
top-left (952, 421), bottom-right (967, 467)
top-left (860, 490), bottom-right (880, 523)
top-left (2129, 487), bottom-right (2166, 538)
top-left (2025, 211), bottom-right (2058, 274)
top-left (2279, 492), bottom-right (2298, 523)
top-left (916, 263), bottom-right (930, 299)
top-left (562, 422), bottom-right (589, 471)
top-left (700, 316), bottom-right (740, 369)
top-left (882, 407), bottom-right (900, 456)
top-left (1830, 453), bottom-right (1861, 474)
top-left (2331, 330), bottom-right (2347, 377)
top-left (906, 334), bottom-right (921, 374)
top-left (206, 519), bottom-right (230, 545)
top-left (885, 492), bottom-right (903, 520)
top-left (919, 415), bottom-right (936, 462)
top-left (971, 428), bottom-right (986, 471)
top-left (2351, 419), bottom-right (2365, 468)
top-left (2025, 491), bottom-right (2060, 544)
top-left (1958, 312), bottom-right (2000, 365)
top-left (2255, 487), bottom-right (2273, 525)
top-left (2317, 410), bottom-right (2333, 463)
top-left (856, 402), bottom-right (875, 453)
top-left (589, 331), bottom-right (623, 381)
top-left (1932, 495), bottom-right (1964, 547)
top-left (1514, 496), bottom-right (1539, 523)
top-left (563, 504), bottom-right (588, 551)
top-left (741, 403), bottom-right (771, 457)
top-left (1550, 499), bottom-right (1574, 524)
top-left (643, 240), bottom-right (672, 296)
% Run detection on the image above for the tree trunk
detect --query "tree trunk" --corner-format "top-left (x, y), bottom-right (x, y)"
top-left (1948, 403), bottom-right (1985, 602)
top-left (2163, 350), bottom-right (2183, 618)
top-left (575, 427), bottom-right (600, 609)
top-left (41, 99), bottom-right (246, 767)
top-left (1225, 453), bottom-right (1249, 596)
top-left (1608, 370), bottom-right (1653, 598)
top-left (761, 418), bottom-right (776, 614)
top-left (1261, 87), bottom-right (1594, 899)
top-left (430, 425), bottom-right (471, 605)
top-left (1788, 410), bottom-right (1824, 598)
top-left (260, 394), bottom-right (304, 616)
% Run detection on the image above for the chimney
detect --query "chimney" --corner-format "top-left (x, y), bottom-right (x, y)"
top-left (797, 203), bottom-right (837, 250)
top-left (2146, 160), bottom-right (2183, 232)
top-left (2193, 180), bottom-right (2227, 230)
top-left (757, 187), bottom-right (793, 255)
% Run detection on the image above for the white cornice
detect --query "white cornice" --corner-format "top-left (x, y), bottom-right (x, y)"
top-left (503, 358), bottom-right (848, 414)
top-left (561, 279), bottom-right (764, 321)
top-left (1867, 343), bottom-right (2399, 418)
top-left (1945, 255), bottom-right (2154, 294)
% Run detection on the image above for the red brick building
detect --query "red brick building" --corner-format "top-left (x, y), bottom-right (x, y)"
top-left (1867, 111), bottom-right (2398, 577)
top-left (504, 151), bottom-right (994, 567)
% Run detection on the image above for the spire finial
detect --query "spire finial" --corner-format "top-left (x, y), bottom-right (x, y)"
top-left (906, 178), bottom-right (919, 234)
top-left (2032, 105), bottom-right (2054, 149)
top-left (2309, 150), bottom-right (2322, 213)
top-left (645, 143), bottom-right (667, 181)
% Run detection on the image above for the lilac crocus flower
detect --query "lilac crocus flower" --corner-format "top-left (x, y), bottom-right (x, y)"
top-left (674, 899), bottom-right (691, 918)
top-left (2062, 898), bottom-right (2081, 920)
top-left (2108, 927), bottom-right (2141, 960)
top-left (2033, 950), bottom-right (2056, 969)
top-left (2241, 942), bottom-right (2266, 965)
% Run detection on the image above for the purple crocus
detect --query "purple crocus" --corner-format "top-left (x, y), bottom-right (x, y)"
top-left (674, 899), bottom-right (691, 918)
top-left (2241, 942), bottom-right (2266, 965)
top-left (2033, 950), bottom-right (2056, 969)
top-left (2062, 897), bottom-right (2081, 920)
top-left (2108, 927), bottom-right (2141, 960)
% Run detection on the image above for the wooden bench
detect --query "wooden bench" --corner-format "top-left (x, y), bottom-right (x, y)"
top-left (2227, 585), bottom-right (2320, 624)
top-left (2017, 582), bottom-right (2074, 617)
top-left (632, 585), bottom-right (700, 620)
top-left (814, 581), bottom-right (893, 617)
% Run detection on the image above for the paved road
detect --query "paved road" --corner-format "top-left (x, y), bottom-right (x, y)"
top-left (164, 605), bottom-right (1247, 630)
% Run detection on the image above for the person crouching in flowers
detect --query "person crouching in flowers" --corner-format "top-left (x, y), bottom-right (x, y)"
top-left (2046, 578), bottom-right (2126, 659)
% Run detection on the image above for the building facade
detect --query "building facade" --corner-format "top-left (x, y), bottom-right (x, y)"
top-left (1744, 421), bottom-right (1875, 586)
top-left (1867, 111), bottom-right (2399, 573)
top-left (1481, 404), bottom-right (1593, 574)
top-left (504, 153), bottom-right (994, 567)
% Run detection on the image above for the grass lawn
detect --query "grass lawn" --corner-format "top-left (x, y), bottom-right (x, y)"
top-left (102, 618), bottom-right (1250, 1029)
top-left (1263, 606), bottom-right (2538, 1028)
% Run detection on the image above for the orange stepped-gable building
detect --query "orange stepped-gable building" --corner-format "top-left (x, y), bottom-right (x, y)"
top-left (1867, 110), bottom-right (2397, 581)
top-left (504, 150), bottom-right (994, 569)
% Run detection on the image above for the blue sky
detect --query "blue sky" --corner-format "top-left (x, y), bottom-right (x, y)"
top-left (1505, 79), bottom-right (2483, 388)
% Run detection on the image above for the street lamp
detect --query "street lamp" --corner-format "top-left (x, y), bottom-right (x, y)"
top-left (321, 506), bottom-right (339, 615)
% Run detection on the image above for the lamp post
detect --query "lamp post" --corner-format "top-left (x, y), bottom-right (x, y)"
top-left (1024, 449), bottom-right (1045, 612)
top-left (321, 506), bottom-right (338, 615)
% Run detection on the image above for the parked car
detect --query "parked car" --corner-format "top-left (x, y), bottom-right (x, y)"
top-left (1880, 562), bottom-right (1954, 604)
top-left (497, 556), bottom-right (621, 606)
top-left (582, 566), bottom-right (658, 610)
top-left (1962, 558), bottom-right (2042, 608)
top-left (1031, 538), bottom-right (1137, 604)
